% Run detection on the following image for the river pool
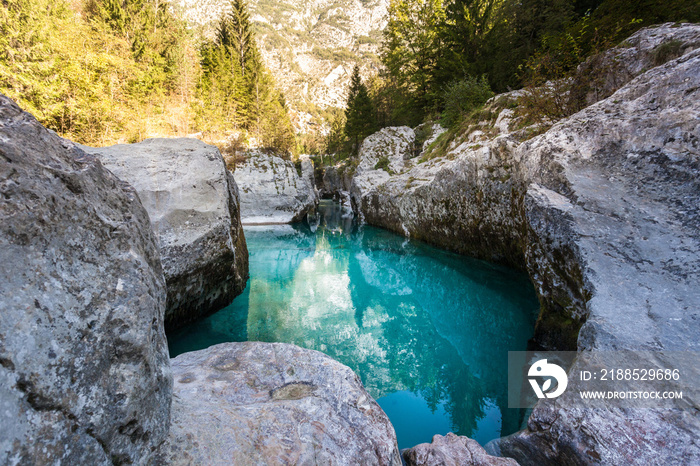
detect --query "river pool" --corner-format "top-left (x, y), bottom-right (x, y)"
top-left (168, 199), bottom-right (539, 449)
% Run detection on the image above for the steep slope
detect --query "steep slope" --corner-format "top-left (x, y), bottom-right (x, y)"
top-left (328, 24), bottom-right (700, 464)
top-left (174, 0), bottom-right (388, 126)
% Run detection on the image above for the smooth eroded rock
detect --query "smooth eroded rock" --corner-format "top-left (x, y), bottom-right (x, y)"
top-left (403, 433), bottom-right (518, 466)
top-left (344, 24), bottom-right (700, 465)
top-left (234, 150), bottom-right (318, 224)
top-left (158, 342), bottom-right (401, 465)
top-left (350, 126), bottom-right (416, 216)
top-left (84, 138), bottom-right (249, 330)
top-left (490, 43), bottom-right (700, 466)
top-left (574, 22), bottom-right (700, 107)
top-left (0, 94), bottom-right (171, 464)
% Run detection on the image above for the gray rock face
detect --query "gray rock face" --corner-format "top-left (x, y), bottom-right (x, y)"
top-left (321, 164), bottom-right (353, 197)
top-left (158, 342), bottom-right (402, 465)
top-left (235, 150), bottom-right (318, 224)
top-left (358, 118), bottom-right (527, 268)
top-left (575, 22), bottom-right (700, 106)
top-left (350, 126), bottom-right (416, 216)
top-left (0, 94), bottom-right (172, 464)
top-left (343, 25), bottom-right (700, 465)
top-left (491, 45), bottom-right (700, 466)
top-left (84, 138), bottom-right (249, 330)
top-left (403, 433), bottom-right (518, 466)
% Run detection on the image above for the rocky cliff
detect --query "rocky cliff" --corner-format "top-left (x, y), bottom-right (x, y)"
top-left (173, 0), bottom-right (389, 129)
top-left (234, 150), bottom-right (319, 224)
top-left (84, 139), bottom-right (249, 330)
top-left (0, 94), bottom-right (172, 464)
top-left (337, 24), bottom-right (700, 465)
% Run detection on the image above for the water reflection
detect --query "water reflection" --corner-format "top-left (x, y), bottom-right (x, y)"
top-left (168, 200), bottom-right (539, 449)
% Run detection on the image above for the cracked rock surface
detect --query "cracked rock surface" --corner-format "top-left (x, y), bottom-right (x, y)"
top-left (157, 342), bottom-right (402, 465)
top-left (0, 94), bottom-right (172, 464)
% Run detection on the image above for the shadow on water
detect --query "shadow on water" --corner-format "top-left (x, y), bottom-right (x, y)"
top-left (167, 199), bottom-right (540, 449)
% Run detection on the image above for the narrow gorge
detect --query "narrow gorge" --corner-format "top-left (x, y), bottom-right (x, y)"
top-left (0, 2), bottom-right (699, 465)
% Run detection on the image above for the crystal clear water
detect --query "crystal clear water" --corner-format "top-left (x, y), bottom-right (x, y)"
top-left (168, 200), bottom-right (540, 449)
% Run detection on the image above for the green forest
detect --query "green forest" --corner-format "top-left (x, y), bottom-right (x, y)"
top-left (1, 0), bottom-right (698, 158)
top-left (332, 0), bottom-right (699, 159)
top-left (0, 0), bottom-right (294, 153)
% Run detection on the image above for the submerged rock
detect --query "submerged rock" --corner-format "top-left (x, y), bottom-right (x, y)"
top-left (343, 24), bottom-right (700, 465)
top-left (234, 150), bottom-right (318, 224)
top-left (85, 138), bottom-right (249, 330)
top-left (158, 342), bottom-right (402, 465)
top-left (403, 433), bottom-right (518, 466)
top-left (0, 94), bottom-right (171, 464)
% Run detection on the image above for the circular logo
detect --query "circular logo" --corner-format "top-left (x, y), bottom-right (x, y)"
top-left (528, 359), bottom-right (568, 399)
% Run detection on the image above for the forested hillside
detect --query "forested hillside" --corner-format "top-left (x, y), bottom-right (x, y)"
top-left (2, 0), bottom-right (698, 156)
top-left (174, 0), bottom-right (389, 119)
top-left (375, 0), bottom-right (700, 127)
top-left (0, 0), bottom-right (294, 152)
top-left (324, 0), bottom-right (700, 159)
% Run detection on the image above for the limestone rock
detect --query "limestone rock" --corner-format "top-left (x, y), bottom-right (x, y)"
top-left (0, 94), bottom-right (171, 464)
top-left (85, 138), bottom-right (249, 330)
top-left (320, 164), bottom-right (354, 199)
top-left (350, 126), bottom-right (416, 214)
top-left (234, 150), bottom-right (318, 224)
top-left (403, 433), bottom-right (518, 466)
top-left (490, 45), bottom-right (700, 466)
top-left (358, 124), bottom-right (526, 266)
top-left (575, 22), bottom-right (700, 106)
top-left (344, 24), bottom-right (700, 465)
top-left (158, 342), bottom-right (402, 465)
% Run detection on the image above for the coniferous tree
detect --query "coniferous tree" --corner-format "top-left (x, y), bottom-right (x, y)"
top-left (382, 0), bottom-right (444, 121)
top-left (218, 0), bottom-right (254, 72)
top-left (344, 65), bottom-right (377, 155)
top-left (196, 0), bottom-right (294, 154)
top-left (97, 0), bottom-right (126, 34)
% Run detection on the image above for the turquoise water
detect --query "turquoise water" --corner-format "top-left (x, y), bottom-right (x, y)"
top-left (168, 200), bottom-right (540, 449)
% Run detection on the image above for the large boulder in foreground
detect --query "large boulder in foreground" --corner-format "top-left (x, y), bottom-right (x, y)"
top-left (234, 150), bottom-right (318, 224)
top-left (403, 434), bottom-right (518, 466)
top-left (158, 342), bottom-right (402, 465)
top-left (0, 94), bottom-right (171, 464)
top-left (85, 138), bottom-right (249, 330)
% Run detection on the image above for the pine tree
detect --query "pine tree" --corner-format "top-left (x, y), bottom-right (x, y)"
top-left (382, 0), bottom-right (445, 118)
top-left (344, 65), bottom-right (376, 155)
top-left (196, 0), bottom-right (294, 154)
top-left (98, 0), bottom-right (126, 34)
top-left (218, 0), bottom-right (254, 72)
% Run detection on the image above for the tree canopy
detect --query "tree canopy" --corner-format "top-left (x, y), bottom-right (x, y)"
top-left (375, 0), bottom-right (700, 127)
top-left (0, 0), bottom-right (296, 155)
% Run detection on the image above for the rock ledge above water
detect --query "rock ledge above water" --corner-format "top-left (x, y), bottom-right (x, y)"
top-left (85, 138), bottom-right (249, 329)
